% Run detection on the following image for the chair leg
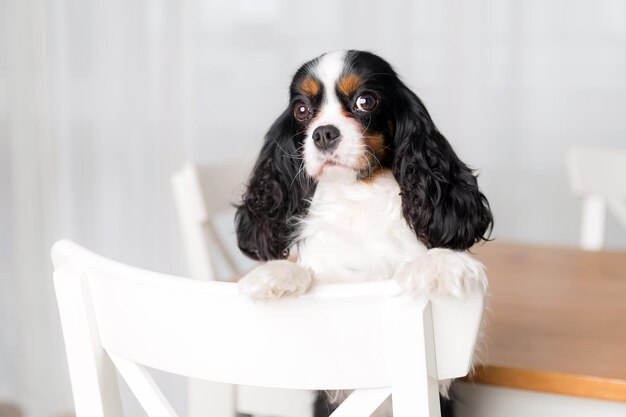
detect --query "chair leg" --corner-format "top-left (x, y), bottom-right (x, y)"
top-left (392, 370), bottom-right (440, 417)
top-left (580, 195), bottom-right (606, 250)
top-left (391, 300), bottom-right (441, 417)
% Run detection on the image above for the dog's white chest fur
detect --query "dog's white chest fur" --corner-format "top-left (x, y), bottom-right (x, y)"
top-left (296, 169), bottom-right (426, 283)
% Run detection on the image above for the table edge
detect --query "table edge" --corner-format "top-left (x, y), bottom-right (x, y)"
top-left (464, 365), bottom-right (626, 403)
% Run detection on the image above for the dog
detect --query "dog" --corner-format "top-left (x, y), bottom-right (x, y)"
top-left (235, 50), bottom-right (493, 417)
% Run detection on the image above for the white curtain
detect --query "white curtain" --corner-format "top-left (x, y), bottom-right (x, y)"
top-left (1, 0), bottom-right (625, 416)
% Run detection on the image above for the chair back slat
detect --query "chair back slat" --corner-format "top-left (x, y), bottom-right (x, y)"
top-left (567, 146), bottom-right (626, 197)
top-left (195, 157), bottom-right (255, 214)
top-left (86, 268), bottom-right (400, 389)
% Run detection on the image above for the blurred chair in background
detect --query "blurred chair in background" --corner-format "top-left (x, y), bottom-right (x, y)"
top-left (567, 146), bottom-right (626, 250)
top-left (171, 161), bottom-right (254, 282)
top-left (171, 161), bottom-right (315, 417)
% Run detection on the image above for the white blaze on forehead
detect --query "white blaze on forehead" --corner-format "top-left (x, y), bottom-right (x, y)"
top-left (314, 50), bottom-right (347, 107)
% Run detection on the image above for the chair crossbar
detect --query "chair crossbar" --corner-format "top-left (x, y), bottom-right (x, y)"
top-left (329, 388), bottom-right (391, 417)
top-left (108, 352), bottom-right (179, 417)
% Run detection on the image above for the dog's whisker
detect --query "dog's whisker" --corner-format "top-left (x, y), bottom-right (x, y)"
top-left (273, 138), bottom-right (304, 160)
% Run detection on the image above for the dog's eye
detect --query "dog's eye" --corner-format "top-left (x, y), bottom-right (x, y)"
top-left (356, 94), bottom-right (377, 112)
top-left (294, 102), bottom-right (312, 121)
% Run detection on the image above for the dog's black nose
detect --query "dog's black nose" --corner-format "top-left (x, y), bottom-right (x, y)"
top-left (312, 125), bottom-right (341, 151)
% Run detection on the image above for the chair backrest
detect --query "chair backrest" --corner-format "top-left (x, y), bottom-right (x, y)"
top-left (566, 146), bottom-right (626, 250)
top-left (52, 240), bottom-right (484, 417)
top-left (171, 158), bottom-right (255, 280)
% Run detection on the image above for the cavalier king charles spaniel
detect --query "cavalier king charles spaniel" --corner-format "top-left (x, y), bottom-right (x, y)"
top-left (235, 50), bottom-right (492, 417)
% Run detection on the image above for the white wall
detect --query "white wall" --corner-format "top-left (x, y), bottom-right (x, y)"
top-left (187, 0), bottom-right (626, 246)
top-left (0, 0), bottom-right (625, 416)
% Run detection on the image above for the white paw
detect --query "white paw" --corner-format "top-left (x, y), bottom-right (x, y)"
top-left (393, 248), bottom-right (487, 298)
top-left (239, 260), bottom-right (314, 300)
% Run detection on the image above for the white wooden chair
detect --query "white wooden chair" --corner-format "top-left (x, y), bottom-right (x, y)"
top-left (566, 146), bottom-right (626, 250)
top-left (52, 239), bottom-right (485, 417)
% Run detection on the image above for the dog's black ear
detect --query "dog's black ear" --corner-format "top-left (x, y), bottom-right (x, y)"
top-left (235, 108), bottom-right (315, 261)
top-left (392, 83), bottom-right (493, 250)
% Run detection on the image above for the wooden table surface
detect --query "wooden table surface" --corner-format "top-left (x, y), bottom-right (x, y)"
top-left (469, 241), bottom-right (626, 402)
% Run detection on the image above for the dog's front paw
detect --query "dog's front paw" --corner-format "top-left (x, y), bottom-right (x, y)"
top-left (239, 260), bottom-right (314, 300)
top-left (394, 248), bottom-right (487, 298)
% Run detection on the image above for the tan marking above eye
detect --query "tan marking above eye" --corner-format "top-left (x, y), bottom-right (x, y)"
top-left (300, 78), bottom-right (321, 96)
top-left (337, 73), bottom-right (362, 96)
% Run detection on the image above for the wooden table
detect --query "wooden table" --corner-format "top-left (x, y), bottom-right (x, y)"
top-left (469, 242), bottom-right (626, 402)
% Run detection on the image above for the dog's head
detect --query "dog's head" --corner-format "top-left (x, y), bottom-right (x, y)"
top-left (236, 50), bottom-right (493, 261)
